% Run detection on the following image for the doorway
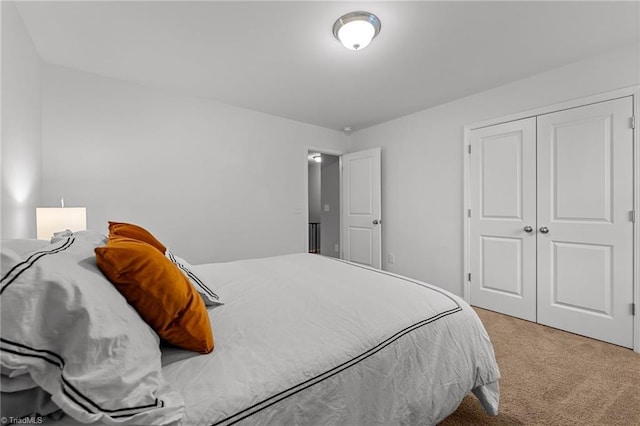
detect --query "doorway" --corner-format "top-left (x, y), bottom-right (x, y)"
top-left (307, 152), bottom-right (341, 258)
top-left (305, 147), bottom-right (382, 268)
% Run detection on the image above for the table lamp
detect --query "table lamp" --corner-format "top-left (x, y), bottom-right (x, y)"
top-left (36, 198), bottom-right (87, 240)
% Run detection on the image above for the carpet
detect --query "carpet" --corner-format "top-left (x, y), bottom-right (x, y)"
top-left (440, 307), bottom-right (640, 425)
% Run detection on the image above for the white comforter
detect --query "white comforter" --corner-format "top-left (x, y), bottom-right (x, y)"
top-left (158, 253), bottom-right (500, 425)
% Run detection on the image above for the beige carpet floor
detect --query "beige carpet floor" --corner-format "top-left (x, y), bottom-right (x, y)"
top-left (440, 308), bottom-right (640, 425)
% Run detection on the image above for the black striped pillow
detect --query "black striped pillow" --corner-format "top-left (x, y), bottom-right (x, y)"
top-left (165, 251), bottom-right (222, 306)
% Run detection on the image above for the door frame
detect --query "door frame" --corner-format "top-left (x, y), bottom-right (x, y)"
top-left (303, 145), bottom-right (345, 257)
top-left (462, 85), bottom-right (640, 353)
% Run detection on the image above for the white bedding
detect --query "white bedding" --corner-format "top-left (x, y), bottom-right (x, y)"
top-left (161, 253), bottom-right (500, 425)
top-left (1, 233), bottom-right (183, 425)
top-left (43, 253), bottom-right (499, 425)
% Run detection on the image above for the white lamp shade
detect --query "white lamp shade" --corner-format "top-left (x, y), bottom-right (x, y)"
top-left (36, 207), bottom-right (87, 240)
top-left (338, 20), bottom-right (376, 50)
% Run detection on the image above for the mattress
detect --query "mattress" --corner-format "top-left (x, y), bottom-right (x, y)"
top-left (33, 252), bottom-right (499, 425)
top-left (160, 253), bottom-right (500, 425)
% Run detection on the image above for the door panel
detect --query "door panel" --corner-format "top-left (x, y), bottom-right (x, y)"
top-left (552, 242), bottom-right (613, 316)
top-left (470, 118), bottom-right (537, 321)
top-left (481, 236), bottom-right (523, 296)
top-left (342, 148), bottom-right (381, 268)
top-left (553, 117), bottom-right (612, 222)
top-left (481, 134), bottom-right (525, 219)
top-left (348, 227), bottom-right (373, 265)
top-left (537, 97), bottom-right (633, 348)
top-left (348, 158), bottom-right (373, 214)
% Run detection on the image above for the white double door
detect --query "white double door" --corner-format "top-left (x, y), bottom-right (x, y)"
top-left (469, 97), bottom-right (634, 348)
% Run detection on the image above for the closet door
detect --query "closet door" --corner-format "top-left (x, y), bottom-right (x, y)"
top-left (470, 118), bottom-right (537, 321)
top-left (537, 97), bottom-right (634, 348)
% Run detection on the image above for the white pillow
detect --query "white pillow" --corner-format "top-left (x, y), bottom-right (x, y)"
top-left (51, 229), bottom-right (107, 246)
top-left (165, 250), bottom-right (223, 306)
top-left (1, 246), bottom-right (21, 277)
top-left (0, 232), bottom-right (184, 425)
top-left (1, 239), bottom-right (50, 257)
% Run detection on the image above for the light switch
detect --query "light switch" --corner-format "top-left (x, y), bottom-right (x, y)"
top-left (324, 204), bottom-right (330, 212)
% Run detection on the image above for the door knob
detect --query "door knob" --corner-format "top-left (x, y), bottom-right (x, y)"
top-left (539, 226), bottom-right (549, 234)
top-left (524, 225), bottom-right (533, 233)
top-left (373, 219), bottom-right (380, 225)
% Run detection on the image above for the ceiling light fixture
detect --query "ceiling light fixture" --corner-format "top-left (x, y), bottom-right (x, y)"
top-left (313, 154), bottom-right (322, 163)
top-left (333, 11), bottom-right (381, 51)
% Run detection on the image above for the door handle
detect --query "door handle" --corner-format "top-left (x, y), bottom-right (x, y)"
top-left (373, 219), bottom-right (381, 225)
top-left (539, 226), bottom-right (549, 234)
top-left (524, 225), bottom-right (533, 233)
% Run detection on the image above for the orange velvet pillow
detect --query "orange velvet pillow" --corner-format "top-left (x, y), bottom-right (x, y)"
top-left (95, 236), bottom-right (214, 353)
top-left (108, 221), bottom-right (166, 254)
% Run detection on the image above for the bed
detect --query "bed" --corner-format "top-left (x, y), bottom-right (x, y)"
top-left (1, 227), bottom-right (500, 425)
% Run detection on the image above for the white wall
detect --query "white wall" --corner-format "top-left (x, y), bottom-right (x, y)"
top-left (349, 44), bottom-right (640, 296)
top-left (320, 154), bottom-right (340, 258)
top-left (41, 65), bottom-right (347, 263)
top-left (308, 160), bottom-right (321, 223)
top-left (1, 2), bottom-right (42, 239)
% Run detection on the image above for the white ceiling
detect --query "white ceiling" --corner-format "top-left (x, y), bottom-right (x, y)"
top-left (15, 1), bottom-right (640, 131)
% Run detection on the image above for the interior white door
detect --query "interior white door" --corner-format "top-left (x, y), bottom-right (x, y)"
top-left (469, 118), bottom-right (537, 321)
top-left (537, 97), bottom-right (634, 348)
top-left (341, 148), bottom-right (382, 268)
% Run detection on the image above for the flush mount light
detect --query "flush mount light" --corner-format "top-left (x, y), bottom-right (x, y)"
top-left (333, 11), bottom-right (381, 50)
top-left (308, 153), bottom-right (323, 163)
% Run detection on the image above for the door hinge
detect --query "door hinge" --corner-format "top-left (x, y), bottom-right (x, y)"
top-left (632, 210), bottom-right (636, 223)
top-left (468, 209), bottom-right (471, 218)
top-left (632, 303), bottom-right (636, 316)
top-left (468, 145), bottom-right (471, 154)
top-left (631, 116), bottom-right (636, 129)
top-left (468, 273), bottom-right (471, 282)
